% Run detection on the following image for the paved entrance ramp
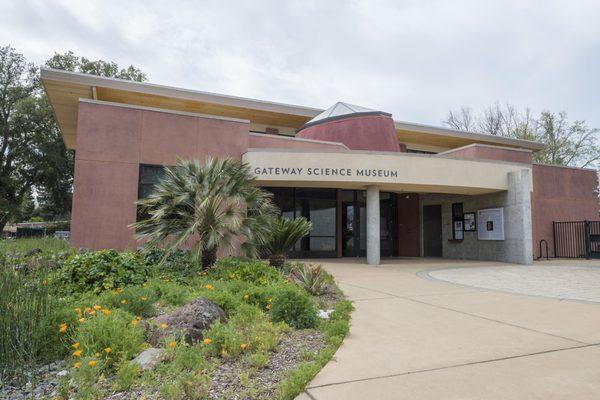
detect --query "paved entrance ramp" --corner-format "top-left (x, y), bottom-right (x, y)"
top-left (299, 259), bottom-right (600, 400)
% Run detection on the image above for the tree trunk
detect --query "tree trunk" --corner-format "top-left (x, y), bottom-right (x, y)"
top-left (269, 253), bottom-right (286, 269)
top-left (201, 247), bottom-right (217, 270)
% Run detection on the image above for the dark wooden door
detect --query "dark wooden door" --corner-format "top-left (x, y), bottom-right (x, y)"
top-left (423, 205), bottom-right (443, 257)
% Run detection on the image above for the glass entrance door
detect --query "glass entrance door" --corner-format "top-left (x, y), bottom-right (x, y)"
top-left (342, 190), bottom-right (397, 257)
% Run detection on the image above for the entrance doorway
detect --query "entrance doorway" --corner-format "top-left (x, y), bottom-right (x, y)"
top-left (423, 204), bottom-right (443, 257)
top-left (341, 190), bottom-right (398, 257)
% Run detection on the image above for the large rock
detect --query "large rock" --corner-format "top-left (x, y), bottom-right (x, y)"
top-left (147, 296), bottom-right (226, 346)
top-left (132, 348), bottom-right (165, 371)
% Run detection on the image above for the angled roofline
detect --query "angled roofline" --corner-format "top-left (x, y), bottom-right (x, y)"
top-left (40, 68), bottom-right (322, 117)
top-left (41, 68), bottom-right (545, 151)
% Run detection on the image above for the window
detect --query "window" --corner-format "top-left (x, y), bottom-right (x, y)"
top-left (137, 164), bottom-right (167, 220)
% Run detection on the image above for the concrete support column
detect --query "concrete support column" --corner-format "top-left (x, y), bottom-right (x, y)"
top-left (366, 185), bottom-right (380, 265)
top-left (506, 169), bottom-right (533, 265)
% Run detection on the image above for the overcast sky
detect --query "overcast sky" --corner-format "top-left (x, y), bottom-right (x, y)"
top-left (2, 0), bottom-right (599, 129)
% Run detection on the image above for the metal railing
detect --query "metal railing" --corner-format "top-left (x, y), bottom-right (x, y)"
top-left (553, 221), bottom-right (600, 259)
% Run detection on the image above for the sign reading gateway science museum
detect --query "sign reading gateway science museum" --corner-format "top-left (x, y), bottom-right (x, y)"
top-left (253, 166), bottom-right (399, 178)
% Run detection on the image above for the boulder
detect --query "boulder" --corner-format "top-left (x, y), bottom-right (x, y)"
top-left (131, 348), bottom-right (165, 371)
top-left (146, 296), bottom-right (226, 346)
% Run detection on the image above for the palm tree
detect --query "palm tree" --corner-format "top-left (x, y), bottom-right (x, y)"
top-left (131, 158), bottom-right (277, 270)
top-left (264, 216), bottom-right (312, 268)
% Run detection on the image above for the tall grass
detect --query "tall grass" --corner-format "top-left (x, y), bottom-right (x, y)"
top-left (0, 237), bottom-right (72, 255)
top-left (0, 264), bottom-right (57, 384)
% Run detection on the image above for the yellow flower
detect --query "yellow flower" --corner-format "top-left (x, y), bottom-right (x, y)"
top-left (240, 343), bottom-right (248, 350)
top-left (84, 306), bottom-right (92, 313)
top-left (102, 309), bottom-right (111, 316)
top-left (117, 288), bottom-right (123, 293)
top-left (203, 338), bottom-right (212, 345)
top-left (95, 352), bottom-right (100, 357)
top-left (93, 305), bottom-right (101, 311)
top-left (243, 294), bottom-right (249, 301)
top-left (265, 304), bottom-right (270, 311)
top-left (267, 297), bottom-right (272, 302)
top-left (74, 307), bottom-right (81, 314)
top-left (160, 323), bottom-right (168, 329)
top-left (78, 317), bottom-right (85, 323)
top-left (72, 342), bottom-right (80, 349)
top-left (73, 361), bottom-right (81, 368)
top-left (140, 296), bottom-right (147, 302)
top-left (168, 341), bottom-right (177, 349)
top-left (120, 299), bottom-right (127, 304)
top-left (199, 271), bottom-right (207, 276)
top-left (103, 283), bottom-right (110, 289)
top-left (104, 347), bottom-right (111, 354)
top-left (88, 360), bottom-right (97, 367)
top-left (131, 319), bottom-right (139, 326)
top-left (42, 279), bottom-right (48, 285)
top-left (204, 284), bottom-right (214, 291)
top-left (59, 323), bottom-right (67, 333)
top-left (135, 316), bottom-right (141, 321)
top-left (89, 310), bottom-right (96, 316)
top-left (73, 350), bottom-right (82, 357)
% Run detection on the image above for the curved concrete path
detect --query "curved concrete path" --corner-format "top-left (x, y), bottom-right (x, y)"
top-left (299, 259), bottom-right (600, 400)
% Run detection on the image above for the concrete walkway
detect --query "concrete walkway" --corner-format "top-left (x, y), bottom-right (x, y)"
top-left (299, 259), bottom-right (600, 400)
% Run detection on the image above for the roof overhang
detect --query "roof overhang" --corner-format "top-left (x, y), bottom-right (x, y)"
top-left (41, 68), bottom-right (544, 152)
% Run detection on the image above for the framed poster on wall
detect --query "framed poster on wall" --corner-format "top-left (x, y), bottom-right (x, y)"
top-left (463, 212), bottom-right (476, 231)
top-left (477, 207), bottom-right (504, 240)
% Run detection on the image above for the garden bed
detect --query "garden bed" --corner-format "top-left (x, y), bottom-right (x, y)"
top-left (0, 238), bottom-right (352, 400)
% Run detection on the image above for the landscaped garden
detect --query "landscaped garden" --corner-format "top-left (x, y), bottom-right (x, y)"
top-left (0, 159), bottom-right (352, 400)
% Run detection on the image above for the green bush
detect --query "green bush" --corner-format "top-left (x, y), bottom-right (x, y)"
top-left (72, 308), bottom-right (144, 369)
top-left (99, 285), bottom-right (158, 317)
top-left (202, 321), bottom-right (243, 358)
top-left (141, 247), bottom-right (193, 274)
top-left (202, 289), bottom-right (241, 316)
top-left (269, 285), bottom-right (318, 329)
top-left (213, 258), bottom-right (282, 286)
top-left (60, 250), bottom-right (150, 294)
top-left (147, 278), bottom-right (193, 307)
top-left (114, 361), bottom-right (139, 391)
top-left (160, 370), bottom-right (211, 400)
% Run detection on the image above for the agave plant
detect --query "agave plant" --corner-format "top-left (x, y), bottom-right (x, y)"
top-left (264, 217), bottom-right (312, 268)
top-left (291, 263), bottom-right (327, 295)
top-left (131, 158), bottom-right (277, 270)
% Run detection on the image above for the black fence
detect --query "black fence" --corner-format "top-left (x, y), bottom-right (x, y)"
top-left (553, 221), bottom-right (600, 259)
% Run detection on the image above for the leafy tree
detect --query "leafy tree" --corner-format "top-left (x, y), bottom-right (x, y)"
top-left (444, 103), bottom-right (600, 169)
top-left (132, 158), bottom-right (278, 270)
top-left (263, 217), bottom-right (312, 268)
top-left (0, 45), bottom-right (147, 232)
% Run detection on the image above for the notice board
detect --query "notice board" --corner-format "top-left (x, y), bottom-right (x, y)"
top-left (477, 207), bottom-right (504, 241)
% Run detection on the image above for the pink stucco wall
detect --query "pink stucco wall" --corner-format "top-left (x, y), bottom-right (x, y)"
top-left (532, 164), bottom-right (599, 258)
top-left (440, 144), bottom-right (533, 164)
top-left (296, 114), bottom-right (401, 152)
top-left (248, 133), bottom-right (347, 151)
top-left (71, 101), bottom-right (250, 250)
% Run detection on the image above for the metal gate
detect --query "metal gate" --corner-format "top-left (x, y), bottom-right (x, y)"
top-left (553, 221), bottom-right (600, 259)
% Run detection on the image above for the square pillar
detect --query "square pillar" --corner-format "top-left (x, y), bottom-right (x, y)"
top-left (366, 185), bottom-right (380, 265)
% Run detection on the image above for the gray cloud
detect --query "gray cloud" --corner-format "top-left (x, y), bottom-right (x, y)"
top-left (2, 0), bottom-right (599, 128)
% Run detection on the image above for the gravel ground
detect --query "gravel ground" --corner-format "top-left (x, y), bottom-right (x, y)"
top-left (2, 329), bottom-right (327, 400)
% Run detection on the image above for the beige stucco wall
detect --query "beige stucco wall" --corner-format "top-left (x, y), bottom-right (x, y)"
top-left (243, 149), bottom-right (532, 195)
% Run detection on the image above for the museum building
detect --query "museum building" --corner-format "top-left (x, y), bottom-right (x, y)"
top-left (41, 68), bottom-right (599, 265)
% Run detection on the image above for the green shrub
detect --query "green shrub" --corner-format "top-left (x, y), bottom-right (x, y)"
top-left (202, 321), bottom-right (243, 358)
top-left (160, 371), bottom-right (211, 400)
top-left (202, 289), bottom-right (241, 316)
top-left (72, 308), bottom-right (144, 369)
top-left (213, 258), bottom-right (282, 286)
top-left (147, 278), bottom-right (193, 307)
top-left (269, 285), bottom-right (318, 329)
top-left (114, 361), bottom-right (139, 391)
top-left (165, 343), bottom-right (209, 374)
top-left (60, 250), bottom-right (150, 294)
top-left (141, 247), bottom-right (193, 275)
top-left (99, 285), bottom-right (158, 317)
